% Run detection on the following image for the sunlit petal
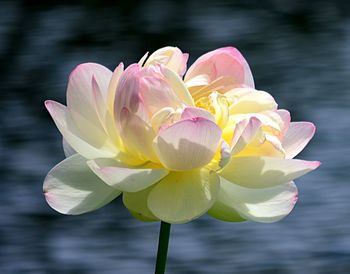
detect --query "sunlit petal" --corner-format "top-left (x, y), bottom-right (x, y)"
top-left (208, 177), bottom-right (297, 223)
top-left (147, 169), bottom-right (220, 223)
top-left (145, 46), bottom-right (188, 76)
top-left (87, 158), bottom-right (168, 192)
top-left (45, 100), bottom-right (116, 159)
top-left (153, 118), bottom-right (222, 171)
top-left (219, 156), bottom-right (320, 188)
top-left (283, 122), bottom-right (316, 158)
top-left (43, 155), bottom-right (120, 215)
top-left (185, 47), bottom-right (254, 88)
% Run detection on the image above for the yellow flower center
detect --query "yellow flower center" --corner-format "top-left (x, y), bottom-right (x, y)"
top-left (195, 91), bottom-right (232, 129)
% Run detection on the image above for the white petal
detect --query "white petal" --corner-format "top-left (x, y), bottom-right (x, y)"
top-left (161, 65), bottom-right (194, 106)
top-left (144, 46), bottom-right (188, 76)
top-left (209, 177), bottom-right (298, 223)
top-left (43, 155), bottom-right (120, 215)
top-left (45, 100), bottom-right (116, 159)
top-left (67, 63), bottom-right (112, 144)
top-left (153, 118), bottom-right (222, 171)
top-left (219, 156), bottom-right (320, 188)
top-left (283, 122), bottom-right (316, 159)
top-left (62, 138), bottom-right (76, 157)
top-left (147, 169), bottom-right (220, 224)
top-left (87, 158), bottom-right (168, 192)
top-left (138, 52), bottom-right (149, 66)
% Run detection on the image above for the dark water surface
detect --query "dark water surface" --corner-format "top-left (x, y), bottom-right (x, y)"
top-left (1, 1), bottom-right (349, 273)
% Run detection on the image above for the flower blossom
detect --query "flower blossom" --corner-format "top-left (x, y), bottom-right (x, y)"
top-left (44, 46), bottom-right (320, 223)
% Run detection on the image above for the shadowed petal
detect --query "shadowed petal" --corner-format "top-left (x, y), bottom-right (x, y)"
top-left (147, 169), bottom-right (220, 224)
top-left (123, 186), bottom-right (159, 222)
top-left (153, 117), bottom-right (222, 171)
top-left (43, 155), bottom-right (120, 215)
top-left (87, 158), bottom-right (168, 192)
top-left (45, 100), bottom-right (116, 159)
top-left (208, 177), bottom-right (298, 223)
top-left (219, 156), bottom-right (320, 188)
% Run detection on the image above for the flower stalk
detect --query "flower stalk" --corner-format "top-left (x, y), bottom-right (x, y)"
top-left (155, 221), bottom-right (171, 274)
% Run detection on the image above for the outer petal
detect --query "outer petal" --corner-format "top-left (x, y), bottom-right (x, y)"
top-left (62, 138), bottom-right (76, 157)
top-left (87, 158), bottom-right (168, 192)
top-left (43, 155), bottom-right (120, 215)
top-left (283, 122), bottom-right (316, 159)
top-left (147, 169), bottom-right (220, 224)
top-left (45, 100), bottom-right (116, 159)
top-left (67, 63), bottom-right (112, 144)
top-left (219, 156), bottom-right (320, 188)
top-left (123, 186), bottom-right (159, 222)
top-left (185, 47), bottom-right (254, 88)
top-left (144, 46), bottom-right (189, 77)
top-left (153, 117), bottom-right (222, 171)
top-left (208, 177), bottom-right (298, 223)
top-left (92, 75), bottom-right (124, 150)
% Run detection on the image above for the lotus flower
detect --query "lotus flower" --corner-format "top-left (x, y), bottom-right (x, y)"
top-left (44, 46), bottom-right (320, 224)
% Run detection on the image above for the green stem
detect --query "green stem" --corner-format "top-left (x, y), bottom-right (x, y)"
top-left (155, 221), bottom-right (171, 274)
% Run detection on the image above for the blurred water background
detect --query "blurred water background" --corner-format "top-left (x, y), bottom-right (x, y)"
top-left (0, 0), bottom-right (349, 273)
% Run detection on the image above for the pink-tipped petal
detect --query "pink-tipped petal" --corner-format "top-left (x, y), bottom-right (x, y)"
top-left (45, 100), bottom-right (116, 159)
top-left (181, 107), bottom-right (216, 122)
top-left (185, 47), bottom-right (254, 88)
top-left (87, 158), bottom-right (168, 192)
top-left (277, 109), bottom-right (291, 135)
top-left (66, 63), bottom-right (112, 139)
top-left (43, 155), bottom-right (120, 215)
top-left (140, 66), bottom-right (183, 116)
top-left (153, 117), bottom-right (222, 171)
top-left (219, 156), bottom-right (320, 188)
top-left (208, 178), bottom-right (298, 223)
top-left (114, 64), bottom-right (146, 123)
top-left (283, 122), bottom-right (316, 158)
